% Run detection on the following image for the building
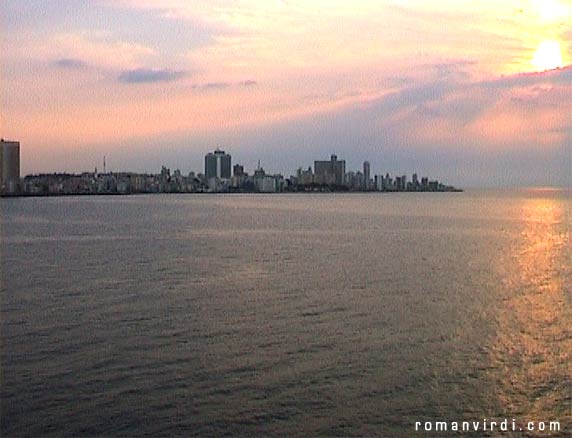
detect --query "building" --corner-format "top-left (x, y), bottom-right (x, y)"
top-left (253, 162), bottom-right (266, 178)
top-left (233, 164), bottom-right (245, 177)
top-left (314, 154), bottom-right (346, 186)
top-left (375, 175), bottom-right (384, 191)
top-left (363, 161), bottom-right (371, 190)
top-left (297, 167), bottom-right (314, 186)
top-left (1, 139), bottom-right (20, 194)
top-left (395, 175), bottom-right (407, 191)
top-left (205, 149), bottom-right (231, 179)
top-left (255, 176), bottom-right (278, 193)
top-left (353, 171), bottom-right (364, 191)
top-left (230, 164), bottom-right (247, 190)
top-left (384, 173), bottom-right (393, 190)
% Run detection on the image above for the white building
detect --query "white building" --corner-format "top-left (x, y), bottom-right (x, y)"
top-left (255, 176), bottom-right (277, 193)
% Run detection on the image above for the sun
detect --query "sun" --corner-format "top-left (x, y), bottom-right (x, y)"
top-left (532, 41), bottom-right (563, 71)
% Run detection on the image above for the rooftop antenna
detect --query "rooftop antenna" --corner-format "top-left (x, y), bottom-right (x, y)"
top-left (103, 156), bottom-right (106, 174)
top-left (258, 160), bottom-right (261, 170)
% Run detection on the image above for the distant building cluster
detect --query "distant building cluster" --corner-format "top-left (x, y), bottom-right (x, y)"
top-left (290, 154), bottom-right (457, 192)
top-left (1, 143), bottom-right (460, 196)
top-left (204, 149), bottom-right (285, 193)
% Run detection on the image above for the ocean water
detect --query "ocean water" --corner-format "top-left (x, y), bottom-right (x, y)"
top-left (1, 190), bottom-right (571, 436)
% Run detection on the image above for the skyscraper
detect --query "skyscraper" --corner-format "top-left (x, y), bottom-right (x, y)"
top-left (0, 139), bottom-right (20, 193)
top-left (363, 161), bottom-right (371, 191)
top-left (314, 154), bottom-right (346, 186)
top-left (205, 149), bottom-right (231, 179)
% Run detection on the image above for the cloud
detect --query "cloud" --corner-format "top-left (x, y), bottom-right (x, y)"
top-left (14, 32), bottom-right (156, 71)
top-left (482, 65), bottom-right (572, 89)
top-left (201, 82), bottom-right (230, 89)
top-left (365, 63), bottom-right (572, 148)
top-left (190, 80), bottom-right (258, 90)
top-left (52, 58), bottom-right (88, 69)
top-left (118, 68), bottom-right (186, 83)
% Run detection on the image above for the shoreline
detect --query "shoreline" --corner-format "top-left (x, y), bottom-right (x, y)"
top-left (1, 189), bottom-right (463, 198)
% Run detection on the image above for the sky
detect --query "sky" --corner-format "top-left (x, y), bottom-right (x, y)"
top-left (1, 0), bottom-right (571, 187)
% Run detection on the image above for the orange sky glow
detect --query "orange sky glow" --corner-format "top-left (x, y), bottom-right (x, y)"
top-left (1, 0), bottom-right (571, 185)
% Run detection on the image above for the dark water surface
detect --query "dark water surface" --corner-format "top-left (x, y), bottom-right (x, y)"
top-left (1, 190), bottom-right (571, 436)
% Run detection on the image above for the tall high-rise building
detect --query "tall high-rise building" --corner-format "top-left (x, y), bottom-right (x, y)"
top-left (395, 175), bottom-right (407, 191)
top-left (205, 149), bottom-right (231, 179)
top-left (363, 161), bottom-right (371, 190)
top-left (314, 154), bottom-right (346, 186)
top-left (1, 139), bottom-right (20, 193)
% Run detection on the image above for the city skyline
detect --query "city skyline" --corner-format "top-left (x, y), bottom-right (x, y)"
top-left (2, 1), bottom-right (572, 187)
top-left (5, 146), bottom-right (458, 196)
top-left (0, 144), bottom-right (463, 196)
